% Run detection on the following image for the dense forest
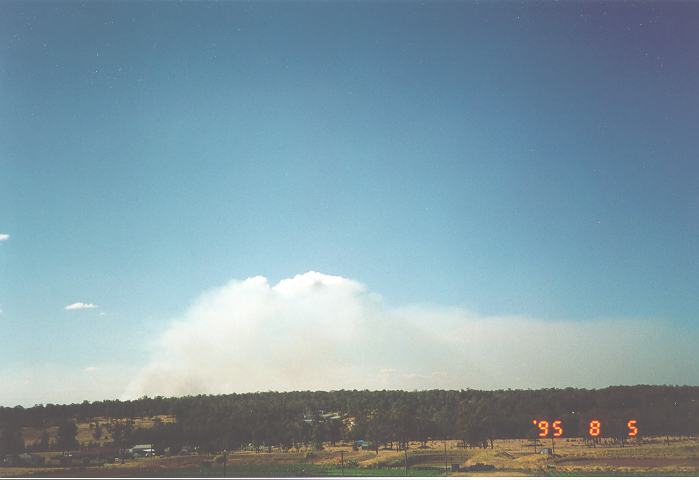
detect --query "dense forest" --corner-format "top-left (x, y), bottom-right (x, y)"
top-left (1, 386), bottom-right (698, 455)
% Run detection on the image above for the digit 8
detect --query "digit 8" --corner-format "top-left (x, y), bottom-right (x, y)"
top-left (589, 419), bottom-right (601, 437)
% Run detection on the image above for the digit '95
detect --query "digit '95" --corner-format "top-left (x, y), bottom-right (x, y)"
top-left (531, 419), bottom-right (638, 437)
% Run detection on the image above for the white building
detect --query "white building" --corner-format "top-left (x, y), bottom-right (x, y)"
top-left (129, 444), bottom-right (155, 457)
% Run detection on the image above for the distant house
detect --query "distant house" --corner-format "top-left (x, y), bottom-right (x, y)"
top-left (304, 411), bottom-right (346, 424)
top-left (353, 440), bottom-right (370, 450)
top-left (129, 444), bottom-right (155, 457)
top-left (540, 447), bottom-right (553, 455)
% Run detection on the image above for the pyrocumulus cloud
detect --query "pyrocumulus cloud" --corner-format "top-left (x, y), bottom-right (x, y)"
top-left (123, 272), bottom-right (699, 399)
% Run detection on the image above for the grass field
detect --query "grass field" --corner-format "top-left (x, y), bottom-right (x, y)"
top-left (3, 437), bottom-right (698, 477)
top-left (21, 415), bottom-right (176, 447)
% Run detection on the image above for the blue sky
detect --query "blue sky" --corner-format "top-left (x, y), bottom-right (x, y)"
top-left (1, 1), bottom-right (698, 406)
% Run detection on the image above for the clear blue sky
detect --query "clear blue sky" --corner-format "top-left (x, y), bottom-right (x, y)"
top-left (1, 1), bottom-right (698, 405)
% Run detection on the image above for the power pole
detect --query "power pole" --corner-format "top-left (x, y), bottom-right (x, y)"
top-left (341, 450), bottom-right (344, 476)
top-left (444, 438), bottom-right (447, 476)
top-left (404, 444), bottom-right (408, 476)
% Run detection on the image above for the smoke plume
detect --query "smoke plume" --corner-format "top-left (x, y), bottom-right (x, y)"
top-left (122, 272), bottom-right (699, 399)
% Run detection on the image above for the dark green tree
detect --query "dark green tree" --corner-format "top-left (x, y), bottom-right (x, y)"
top-left (39, 430), bottom-right (50, 451)
top-left (56, 420), bottom-right (78, 453)
top-left (111, 421), bottom-right (134, 449)
top-left (0, 422), bottom-right (24, 455)
top-left (93, 421), bottom-right (103, 444)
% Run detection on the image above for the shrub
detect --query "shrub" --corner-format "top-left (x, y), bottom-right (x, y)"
top-left (463, 463), bottom-right (495, 472)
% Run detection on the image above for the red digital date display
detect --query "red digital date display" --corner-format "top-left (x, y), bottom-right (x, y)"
top-left (531, 419), bottom-right (638, 437)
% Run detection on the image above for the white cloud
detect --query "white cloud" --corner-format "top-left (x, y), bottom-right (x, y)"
top-left (122, 271), bottom-right (699, 400)
top-left (84, 366), bottom-right (98, 373)
top-left (65, 302), bottom-right (98, 311)
top-left (0, 233), bottom-right (9, 241)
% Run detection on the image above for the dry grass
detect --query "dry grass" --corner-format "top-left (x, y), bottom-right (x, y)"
top-left (3, 435), bottom-right (697, 477)
top-left (316, 437), bottom-right (699, 476)
top-left (20, 415), bottom-right (176, 447)
top-left (446, 437), bottom-right (699, 476)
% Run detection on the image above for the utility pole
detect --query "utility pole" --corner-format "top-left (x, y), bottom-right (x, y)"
top-left (404, 444), bottom-right (408, 476)
top-left (340, 450), bottom-right (344, 476)
top-left (223, 449), bottom-right (227, 477)
top-left (444, 438), bottom-right (447, 476)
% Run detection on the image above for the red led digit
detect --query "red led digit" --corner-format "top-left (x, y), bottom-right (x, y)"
top-left (552, 419), bottom-right (563, 437)
top-left (627, 420), bottom-right (638, 437)
top-left (537, 420), bottom-right (549, 437)
top-left (589, 420), bottom-right (601, 437)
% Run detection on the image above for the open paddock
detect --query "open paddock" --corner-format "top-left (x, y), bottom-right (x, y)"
top-left (2, 436), bottom-right (697, 477)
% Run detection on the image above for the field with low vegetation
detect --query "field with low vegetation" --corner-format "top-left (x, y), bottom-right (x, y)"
top-left (2, 437), bottom-right (698, 477)
top-left (2, 388), bottom-right (698, 476)
top-left (20, 415), bottom-right (176, 448)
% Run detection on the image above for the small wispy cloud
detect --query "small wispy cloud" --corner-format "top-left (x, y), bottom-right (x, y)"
top-left (84, 366), bottom-right (98, 373)
top-left (0, 233), bottom-right (9, 241)
top-left (65, 302), bottom-right (98, 311)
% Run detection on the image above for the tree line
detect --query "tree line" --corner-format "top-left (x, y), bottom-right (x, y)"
top-left (1, 386), bottom-right (697, 456)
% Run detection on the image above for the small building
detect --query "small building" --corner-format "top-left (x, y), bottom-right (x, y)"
top-left (353, 440), bottom-right (370, 450)
top-left (129, 444), bottom-right (155, 457)
top-left (304, 411), bottom-right (345, 424)
top-left (540, 447), bottom-right (553, 455)
top-left (321, 412), bottom-right (344, 421)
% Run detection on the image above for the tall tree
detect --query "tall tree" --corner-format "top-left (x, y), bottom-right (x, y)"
top-left (39, 430), bottom-right (50, 451)
top-left (93, 421), bottom-right (103, 444)
top-left (0, 422), bottom-right (24, 455)
top-left (56, 420), bottom-right (78, 453)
